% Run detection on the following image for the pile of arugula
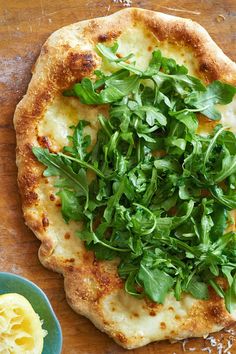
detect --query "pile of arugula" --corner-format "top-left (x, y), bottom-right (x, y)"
top-left (33, 43), bottom-right (236, 311)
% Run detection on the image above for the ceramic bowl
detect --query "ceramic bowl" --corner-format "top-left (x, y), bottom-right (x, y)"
top-left (0, 272), bottom-right (62, 354)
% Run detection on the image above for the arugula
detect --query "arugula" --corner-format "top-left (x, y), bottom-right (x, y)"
top-left (138, 264), bottom-right (174, 303)
top-left (34, 44), bottom-right (236, 311)
top-left (185, 81), bottom-right (236, 120)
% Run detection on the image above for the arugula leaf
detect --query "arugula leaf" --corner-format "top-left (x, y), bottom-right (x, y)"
top-left (70, 74), bottom-right (140, 105)
top-left (225, 274), bottom-right (236, 313)
top-left (139, 106), bottom-right (167, 127)
top-left (96, 43), bottom-right (143, 75)
top-left (64, 120), bottom-right (91, 160)
top-left (124, 271), bottom-right (143, 298)
top-left (185, 81), bottom-right (236, 120)
top-left (32, 147), bottom-right (89, 200)
top-left (58, 190), bottom-right (83, 223)
top-left (186, 276), bottom-right (209, 300)
top-left (138, 264), bottom-right (174, 303)
top-left (210, 186), bottom-right (236, 210)
top-left (72, 78), bottom-right (102, 104)
top-left (78, 227), bottom-right (129, 252)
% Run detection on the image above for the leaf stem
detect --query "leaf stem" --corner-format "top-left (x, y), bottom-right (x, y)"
top-left (58, 152), bottom-right (105, 178)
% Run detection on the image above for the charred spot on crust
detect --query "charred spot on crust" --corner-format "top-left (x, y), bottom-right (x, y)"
top-left (37, 136), bottom-right (52, 150)
top-left (145, 298), bottom-right (163, 310)
top-left (198, 60), bottom-right (220, 81)
top-left (64, 232), bottom-right (71, 239)
top-left (132, 312), bottom-right (139, 318)
top-left (160, 322), bottom-right (166, 329)
top-left (67, 265), bottom-right (74, 272)
top-left (115, 332), bottom-right (128, 344)
top-left (207, 304), bottom-right (226, 324)
top-left (42, 214), bottom-right (49, 228)
top-left (149, 310), bottom-right (156, 316)
top-left (67, 51), bottom-right (97, 75)
top-left (143, 15), bottom-right (168, 42)
top-left (50, 193), bottom-right (56, 201)
top-left (97, 31), bottom-right (121, 43)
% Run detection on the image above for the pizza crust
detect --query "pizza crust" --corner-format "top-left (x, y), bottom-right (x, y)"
top-left (14, 8), bottom-right (236, 349)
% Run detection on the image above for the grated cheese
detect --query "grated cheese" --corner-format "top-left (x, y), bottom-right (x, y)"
top-left (179, 331), bottom-right (235, 353)
top-left (182, 338), bottom-right (189, 352)
top-left (201, 348), bottom-right (211, 353)
top-left (224, 339), bottom-right (233, 353)
top-left (112, 0), bottom-right (132, 7)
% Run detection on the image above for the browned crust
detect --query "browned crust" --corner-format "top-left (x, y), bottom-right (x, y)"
top-left (14, 8), bottom-right (236, 349)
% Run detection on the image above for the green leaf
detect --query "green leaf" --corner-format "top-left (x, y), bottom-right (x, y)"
top-left (208, 279), bottom-right (225, 298)
top-left (71, 74), bottom-right (140, 105)
top-left (186, 276), bottom-right (209, 300)
top-left (32, 147), bottom-right (89, 200)
top-left (78, 229), bottom-right (129, 252)
top-left (104, 179), bottom-right (125, 223)
top-left (171, 200), bottom-right (195, 229)
top-left (225, 274), bottom-right (236, 313)
top-left (210, 186), bottom-right (236, 210)
top-left (64, 120), bottom-right (91, 160)
top-left (58, 190), bottom-right (84, 223)
top-left (222, 266), bottom-right (234, 286)
top-left (124, 272), bottom-right (143, 298)
top-left (138, 106), bottom-right (167, 127)
top-left (154, 158), bottom-right (180, 172)
top-left (210, 205), bottom-right (227, 240)
top-left (96, 43), bottom-right (143, 75)
top-left (174, 112), bottom-right (198, 133)
top-left (73, 78), bottom-right (103, 104)
top-left (185, 81), bottom-right (236, 120)
top-left (138, 264), bottom-right (174, 303)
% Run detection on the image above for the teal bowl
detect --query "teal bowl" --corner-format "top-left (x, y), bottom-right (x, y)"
top-left (0, 272), bottom-right (62, 354)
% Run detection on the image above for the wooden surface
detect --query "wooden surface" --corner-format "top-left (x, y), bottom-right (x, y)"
top-left (1, 0), bottom-right (236, 353)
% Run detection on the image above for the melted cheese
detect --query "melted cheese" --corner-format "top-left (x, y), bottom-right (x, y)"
top-left (35, 178), bottom-right (84, 261)
top-left (219, 100), bottom-right (236, 132)
top-left (101, 26), bottom-right (198, 76)
top-left (39, 26), bottom-right (236, 149)
top-left (38, 96), bottom-right (103, 150)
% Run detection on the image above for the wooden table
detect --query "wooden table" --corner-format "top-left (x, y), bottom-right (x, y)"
top-left (1, 1), bottom-right (236, 353)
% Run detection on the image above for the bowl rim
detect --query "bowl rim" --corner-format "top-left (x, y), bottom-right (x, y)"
top-left (0, 271), bottom-right (63, 354)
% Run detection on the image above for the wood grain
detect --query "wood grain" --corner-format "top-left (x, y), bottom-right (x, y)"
top-left (0, 1), bottom-right (236, 353)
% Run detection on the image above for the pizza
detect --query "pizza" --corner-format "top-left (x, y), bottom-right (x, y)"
top-left (14, 8), bottom-right (236, 349)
